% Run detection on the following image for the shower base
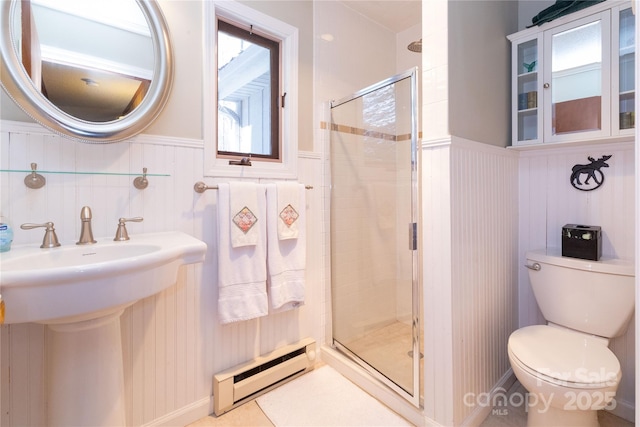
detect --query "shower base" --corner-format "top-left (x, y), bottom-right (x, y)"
top-left (321, 343), bottom-right (427, 426)
top-left (343, 321), bottom-right (418, 393)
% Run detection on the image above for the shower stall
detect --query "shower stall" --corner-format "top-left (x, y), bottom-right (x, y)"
top-left (329, 68), bottom-right (421, 406)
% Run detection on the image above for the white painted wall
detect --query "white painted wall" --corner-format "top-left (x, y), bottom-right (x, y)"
top-left (518, 0), bottom-right (555, 30)
top-left (0, 0), bottom-right (316, 150)
top-left (447, 0), bottom-right (518, 147)
top-left (313, 0), bottom-right (396, 104)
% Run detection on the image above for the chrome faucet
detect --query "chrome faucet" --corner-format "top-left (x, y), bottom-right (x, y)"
top-left (21, 222), bottom-right (61, 248)
top-left (114, 217), bottom-right (144, 241)
top-left (76, 206), bottom-right (97, 245)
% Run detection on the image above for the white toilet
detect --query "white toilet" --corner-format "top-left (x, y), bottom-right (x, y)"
top-left (508, 249), bottom-right (635, 427)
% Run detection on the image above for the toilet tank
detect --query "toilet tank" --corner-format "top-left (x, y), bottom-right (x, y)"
top-left (526, 249), bottom-right (635, 338)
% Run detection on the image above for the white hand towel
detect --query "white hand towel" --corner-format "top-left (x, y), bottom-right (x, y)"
top-left (276, 182), bottom-right (301, 240)
top-left (230, 182), bottom-right (260, 248)
top-left (266, 183), bottom-right (306, 312)
top-left (217, 183), bottom-right (268, 324)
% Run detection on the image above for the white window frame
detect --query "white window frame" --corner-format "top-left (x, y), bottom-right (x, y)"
top-left (203, 0), bottom-right (298, 179)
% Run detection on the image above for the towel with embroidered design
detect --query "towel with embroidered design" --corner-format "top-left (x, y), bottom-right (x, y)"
top-left (266, 183), bottom-right (306, 312)
top-left (217, 183), bottom-right (268, 323)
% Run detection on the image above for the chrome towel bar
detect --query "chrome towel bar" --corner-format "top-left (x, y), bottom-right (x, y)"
top-left (194, 181), bottom-right (313, 193)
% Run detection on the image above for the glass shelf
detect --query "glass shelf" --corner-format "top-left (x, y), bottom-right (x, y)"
top-left (0, 169), bottom-right (170, 177)
top-left (517, 71), bottom-right (537, 82)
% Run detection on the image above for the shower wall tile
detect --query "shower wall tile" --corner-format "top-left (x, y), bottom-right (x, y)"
top-left (422, 0), bottom-right (449, 143)
top-left (320, 116), bottom-right (334, 346)
top-left (328, 100), bottom-right (415, 344)
top-left (423, 99), bottom-right (450, 141)
top-left (314, 0), bottom-right (417, 350)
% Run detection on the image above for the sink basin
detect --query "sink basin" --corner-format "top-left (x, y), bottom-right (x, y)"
top-left (2, 243), bottom-right (160, 270)
top-left (0, 231), bottom-right (207, 324)
top-left (0, 230), bottom-right (207, 426)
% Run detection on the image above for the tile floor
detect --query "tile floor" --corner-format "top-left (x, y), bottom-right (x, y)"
top-left (188, 372), bottom-right (635, 427)
top-left (479, 381), bottom-right (634, 427)
top-left (187, 401), bottom-right (274, 427)
top-left (189, 325), bottom-right (631, 427)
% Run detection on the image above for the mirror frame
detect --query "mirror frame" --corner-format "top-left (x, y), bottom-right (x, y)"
top-left (0, 0), bottom-right (173, 143)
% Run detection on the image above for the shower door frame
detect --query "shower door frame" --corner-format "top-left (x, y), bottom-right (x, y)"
top-left (329, 67), bottom-right (421, 408)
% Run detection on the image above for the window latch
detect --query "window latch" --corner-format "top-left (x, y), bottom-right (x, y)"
top-left (281, 92), bottom-right (287, 108)
top-left (229, 156), bottom-right (252, 166)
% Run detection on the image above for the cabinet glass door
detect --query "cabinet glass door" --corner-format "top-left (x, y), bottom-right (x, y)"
top-left (545, 12), bottom-right (610, 141)
top-left (617, 7), bottom-right (635, 131)
top-left (516, 38), bottom-right (539, 143)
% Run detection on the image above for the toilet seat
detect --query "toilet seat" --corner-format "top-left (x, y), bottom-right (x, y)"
top-left (508, 325), bottom-right (620, 387)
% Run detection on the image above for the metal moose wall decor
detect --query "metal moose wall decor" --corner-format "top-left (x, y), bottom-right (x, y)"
top-left (570, 155), bottom-right (612, 191)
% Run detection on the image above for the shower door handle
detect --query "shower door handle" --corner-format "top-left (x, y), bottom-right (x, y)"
top-left (409, 223), bottom-right (417, 250)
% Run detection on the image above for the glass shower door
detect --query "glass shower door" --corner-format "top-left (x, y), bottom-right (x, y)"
top-left (330, 69), bottom-right (420, 406)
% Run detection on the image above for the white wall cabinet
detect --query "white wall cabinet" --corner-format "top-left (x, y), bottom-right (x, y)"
top-left (508, 2), bottom-right (635, 147)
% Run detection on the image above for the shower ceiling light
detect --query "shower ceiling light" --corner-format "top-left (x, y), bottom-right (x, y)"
top-left (321, 33), bottom-right (334, 42)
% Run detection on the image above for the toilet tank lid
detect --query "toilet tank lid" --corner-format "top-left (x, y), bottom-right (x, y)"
top-left (526, 249), bottom-right (634, 276)
top-left (509, 325), bottom-right (620, 385)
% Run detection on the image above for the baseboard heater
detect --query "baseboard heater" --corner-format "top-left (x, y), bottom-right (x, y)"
top-left (213, 337), bottom-right (316, 416)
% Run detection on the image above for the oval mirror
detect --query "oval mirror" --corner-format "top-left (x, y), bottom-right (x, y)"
top-left (0, 0), bottom-right (173, 143)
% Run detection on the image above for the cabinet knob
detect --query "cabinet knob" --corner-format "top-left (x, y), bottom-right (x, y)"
top-left (543, 83), bottom-right (550, 89)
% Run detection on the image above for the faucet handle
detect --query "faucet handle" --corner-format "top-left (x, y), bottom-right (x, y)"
top-left (21, 222), bottom-right (61, 248)
top-left (80, 206), bottom-right (92, 220)
top-left (114, 217), bottom-right (143, 241)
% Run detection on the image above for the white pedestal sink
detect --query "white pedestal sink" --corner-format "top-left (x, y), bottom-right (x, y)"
top-left (0, 231), bottom-right (207, 426)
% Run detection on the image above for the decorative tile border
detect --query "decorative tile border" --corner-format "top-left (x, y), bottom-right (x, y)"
top-left (321, 121), bottom-right (417, 142)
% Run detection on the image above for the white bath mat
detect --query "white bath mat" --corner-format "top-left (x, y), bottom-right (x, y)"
top-left (256, 365), bottom-right (412, 426)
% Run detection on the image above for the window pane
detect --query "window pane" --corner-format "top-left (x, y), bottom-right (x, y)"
top-left (217, 20), bottom-right (278, 158)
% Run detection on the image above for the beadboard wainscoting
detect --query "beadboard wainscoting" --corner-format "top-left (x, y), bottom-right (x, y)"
top-left (518, 140), bottom-right (636, 422)
top-left (0, 122), bottom-right (324, 427)
top-left (421, 137), bottom-right (520, 426)
top-left (0, 120), bottom-right (635, 426)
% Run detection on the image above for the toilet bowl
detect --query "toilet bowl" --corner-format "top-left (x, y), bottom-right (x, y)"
top-left (508, 249), bottom-right (634, 426)
top-left (508, 325), bottom-right (621, 427)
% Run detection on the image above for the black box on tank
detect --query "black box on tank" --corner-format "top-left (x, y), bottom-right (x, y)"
top-left (562, 224), bottom-right (602, 261)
